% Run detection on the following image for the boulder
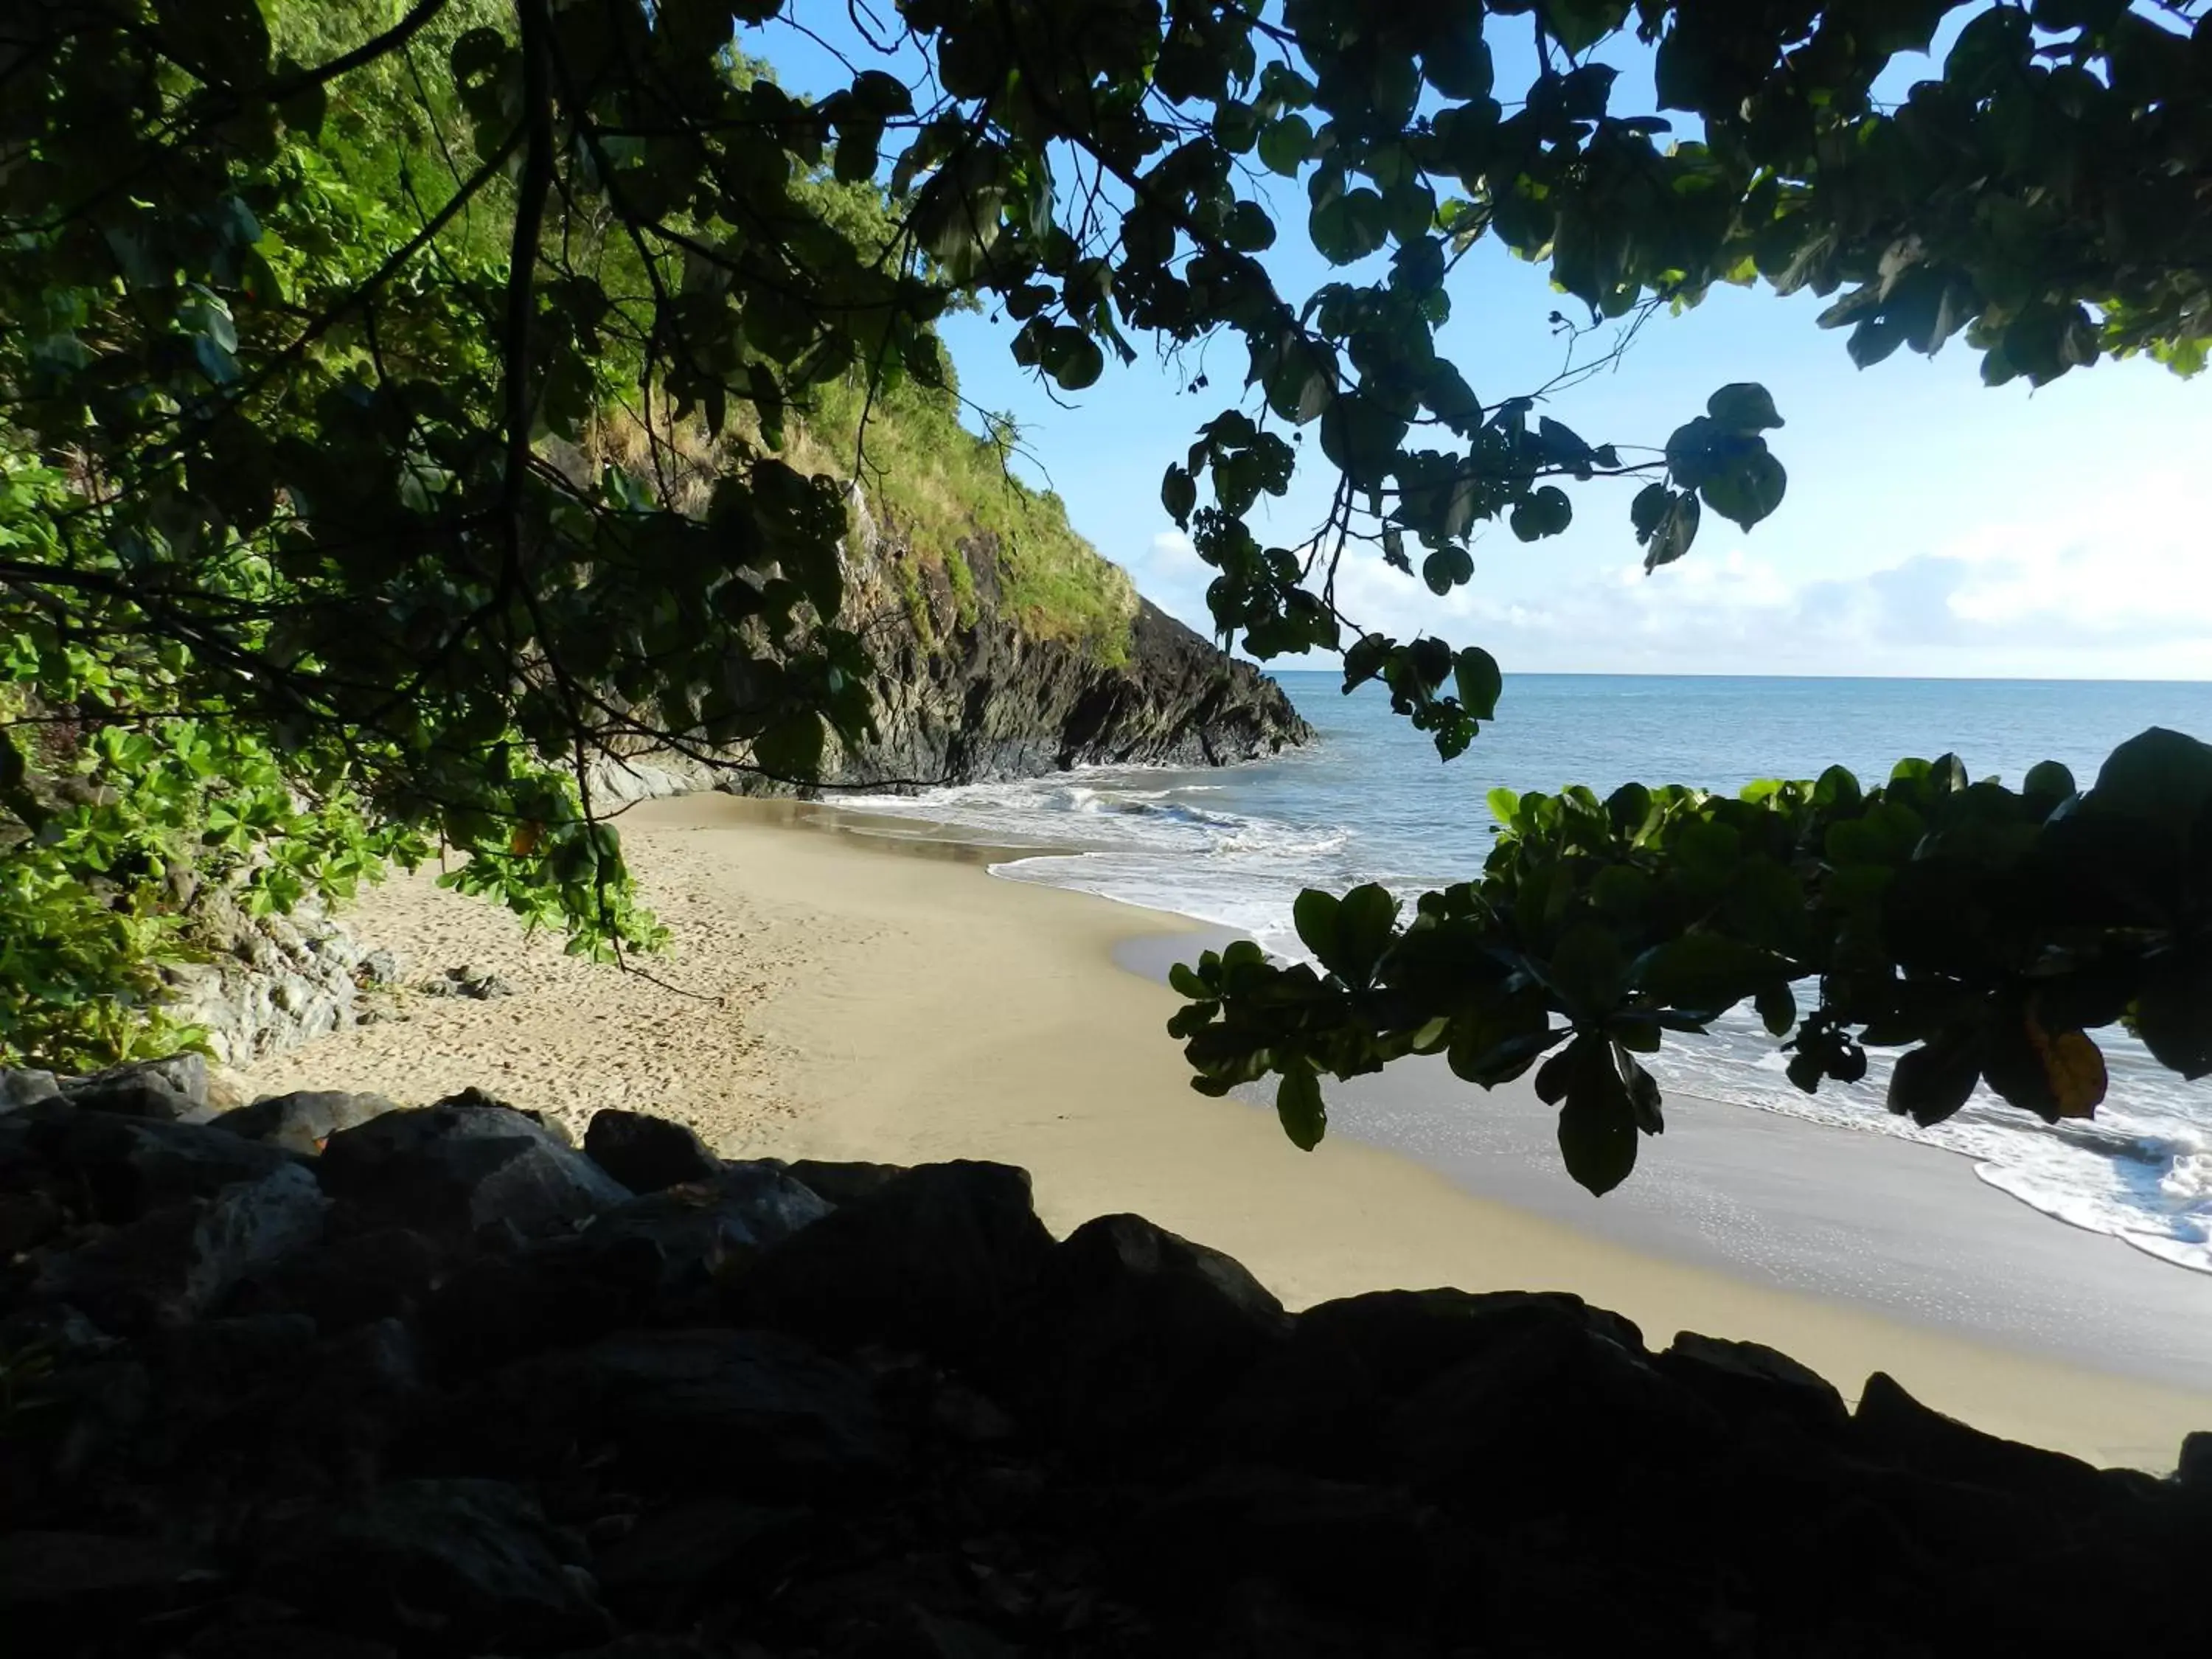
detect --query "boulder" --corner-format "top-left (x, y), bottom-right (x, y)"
top-left (582, 1109), bottom-right (719, 1192)
top-left (2179, 1430), bottom-right (2212, 1489)
top-left (0, 1186), bottom-right (64, 1254)
top-left (1658, 1330), bottom-right (1851, 1437)
top-left (582, 1327), bottom-right (897, 1495)
top-left (1214, 1288), bottom-right (1647, 1475)
top-left (1023, 1212), bottom-right (1288, 1452)
top-left (253, 1478), bottom-right (609, 1653)
top-left (784, 1158), bottom-right (907, 1206)
top-left (213, 1091), bottom-right (399, 1155)
top-left (226, 1225), bottom-right (447, 1332)
top-left (0, 1066), bottom-right (61, 1113)
top-left (74, 1052), bottom-right (213, 1111)
top-left (1854, 1370), bottom-right (2118, 1512)
top-left (579, 1161), bottom-right (832, 1277)
top-left (263, 1316), bottom-right (429, 1495)
top-left (1127, 1465), bottom-right (1444, 1622)
top-left (33, 1163), bottom-right (330, 1331)
top-left (183, 1623), bottom-right (399, 1659)
top-left (730, 1161), bottom-right (1053, 1362)
top-left (30, 1112), bottom-right (302, 1225)
top-left (590, 1498), bottom-right (815, 1618)
top-left (430, 1327), bottom-right (895, 1499)
top-left (436, 1085), bottom-right (577, 1144)
top-left (316, 1105), bottom-right (630, 1241)
top-left (0, 1530), bottom-right (222, 1644)
top-left (420, 1234), bottom-right (666, 1373)
top-left (1382, 1310), bottom-right (1722, 1500)
top-left (66, 1073), bottom-right (211, 1124)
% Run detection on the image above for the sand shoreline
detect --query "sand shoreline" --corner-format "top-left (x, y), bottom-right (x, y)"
top-left (240, 793), bottom-right (2212, 1470)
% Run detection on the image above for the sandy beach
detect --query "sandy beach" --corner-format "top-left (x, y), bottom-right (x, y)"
top-left (241, 793), bottom-right (2212, 1470)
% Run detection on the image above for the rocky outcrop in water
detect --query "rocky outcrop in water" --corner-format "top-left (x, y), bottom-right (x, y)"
top-left (595, 526), bottom-right (1311, 803)
top-left (834, 535), bottom-right (1310, 789)
top-left (3, 1065), bottom-right (2208, 1658)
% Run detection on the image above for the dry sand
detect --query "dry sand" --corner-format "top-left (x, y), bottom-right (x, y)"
top-left (242, 795), bottom-right (2212, 1470)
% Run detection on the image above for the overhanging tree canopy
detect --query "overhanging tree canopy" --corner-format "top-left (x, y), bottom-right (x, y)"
top-left (1, 0), bottom-right (2206, 1183)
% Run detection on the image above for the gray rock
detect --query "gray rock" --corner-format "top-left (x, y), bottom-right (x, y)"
top-left (1215, 1289), bottom-right (1655, 1475)
top-left (785, 1157), bottom-right (908, 1206)
top-left (35, 1163), bottom-right (330, 1330)
top-left (253, 1478), bottom-right (610, 1652)
top-left (2179, 1430), bottom-right (2212, 1488)
top-left (0, 1067), bottom-right (61, 1113)
top-left (590, 1496), bottom-right (810, 1608)
top-left (580, 1160), bottom-right (832, 1278)
top-left (1855, 1369), bottom-right (2116, 1511)
top-left (213, 1089), bottom-right (399, 1155)
top-left (730, 1160), bottom-right (1053, 1363)
top-left (356, 947), bottom-right (403, 987)
top-left (583, 1108), bottom-right (719, 1192)
top-left (0, 1528), bottom-right (221, 1627)
top-left (582, 1327), bottom-right (897, 1494)
top-left (66, 1073), bottom-right (212, 1124)
top-left (72, 1051), bottom-right (212, 1111)
top-left (316, 1105), bottom-right (631, 1240)
top-left (1659, 1329), bottom-right (1850, 1436)
top-left (229, 1225), bottom-right (447, 1332)
top-left (420, 965), bottom-right (517, 1000)
top-left (438, 1085), bottom-right (575, 1144)
top-left (183, 1621), bottom-right (398, 1658)
top-left (1029, 1211), bottom-right (1289, 1450)
top-left (808, 533), bottom-right (1310, 786)
top-left (33, 1111), bottom-right (302, 1223)
top-left (0, 1188), bottom-right (63, 1254)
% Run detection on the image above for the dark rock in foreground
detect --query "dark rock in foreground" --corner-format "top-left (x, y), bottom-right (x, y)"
top-left (2, 1069), bottom-right (2208, 1658)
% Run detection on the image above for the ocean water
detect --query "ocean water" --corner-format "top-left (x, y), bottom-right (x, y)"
top-left (846, 673), bottom-right (2212, 1273)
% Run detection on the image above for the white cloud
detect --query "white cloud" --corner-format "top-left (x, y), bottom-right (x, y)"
top-left (1125, 473), bottom-right (2212, 680)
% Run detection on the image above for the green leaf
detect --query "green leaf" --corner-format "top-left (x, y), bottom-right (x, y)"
top-left (752, 712), bottom-right (825, 782)
top-left (1161, 465), bottom-right (1196, 524)
top-left (1258, 114), bottom-right (1313, 178)
top-left (1705, 383), bottom-right (1784, 434)
top-left (1539, 922), bottom-right (1625, 1020)
top-left (1538, 0), bottom-right (1631, 56)
top-left (1635, 933), bottom-right (1788, 1016)
top-left (1643, 490), bottom-right (1700, 571)
top-left (1453, 646), bottom-right (1501, 720)
top-left (1551, 1037), bottom-right (1638, 1195)
top-left (1332, 883), bottom-right (1400, 985)
top-left (1310, 189), bottom-right (1390, 264)
top-left (1887, 1032), bottom-right (1983, 1127)
top-left (1422, 545), bottom-right (1472, 595)
top-left (1508, 486), bottom-right (1571, 542)
top-left (1051, 334), bottom-right (1106, 392)
top-left (2091, 728), bottom-right (2212, 841)
top-left (1277, 1065), bottom-right (1327, 1150)
top-left (2133, 957), bottom-right (2212, 1079)
top-left (1293, 887), bottom-right (1340, 964)
top-left (1698, 449), bottom-right (1787, 532)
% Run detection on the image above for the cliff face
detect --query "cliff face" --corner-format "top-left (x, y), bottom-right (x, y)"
top-left (827, 530), bottom-right (1310, 790)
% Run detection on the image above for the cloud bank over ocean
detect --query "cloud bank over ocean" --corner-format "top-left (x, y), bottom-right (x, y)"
top-left (1133, 470), bottom-right (2212, 681)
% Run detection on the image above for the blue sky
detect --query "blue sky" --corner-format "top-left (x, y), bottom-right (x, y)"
top-left (754, 7), bottom-right (2212, 681)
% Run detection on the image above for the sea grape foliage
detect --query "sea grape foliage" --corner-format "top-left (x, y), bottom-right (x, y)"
top-left (1, 0), bottom-right (2207, 1179)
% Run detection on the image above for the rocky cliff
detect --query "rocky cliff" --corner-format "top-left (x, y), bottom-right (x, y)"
top-left (4, 1074), bottom-right (2208, 1658)
top-left (826, 523), bottom-right (1310, 790)
top-left (595, 501), bottom-right (1312, 804)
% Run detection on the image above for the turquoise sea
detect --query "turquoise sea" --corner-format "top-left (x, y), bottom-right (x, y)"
top-left (850, 674), bottom-right (2212, 1273)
